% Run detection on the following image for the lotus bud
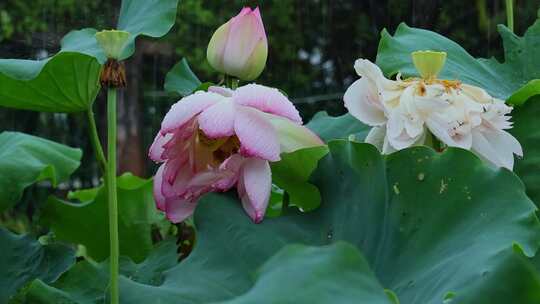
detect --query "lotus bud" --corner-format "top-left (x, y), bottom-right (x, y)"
top-left (207, 7), bottom-right (268, 81)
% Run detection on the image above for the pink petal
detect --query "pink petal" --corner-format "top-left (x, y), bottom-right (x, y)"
top-left (161, 159), bottom-right (216, 203)
top-left (223, 8), bottom-right (265, 71)
top-left (153, 164), bottom-right (166, 211)
top-left (165, 198), bottom-right (198, 223)
top-left (186, 171), bottom-right (224, 197)
top-left (208, 86), bottom-right (234, 97)
top-left (161, 91), bottom-right (223, 134)
top-left (148, 132), bottom-right (173, 162)
top-left (214, 154), bottom-right (245, 190)
top-left (264, 113), bottom-right (323, 153)
top-left (251, 7), bottom-right (266, 39)
top-left (233, 84), bottom-right (302, 123)
top-left (198, 99), bottom-right (236, 138)
top-left (162, 156), bottom-right (186, 187)
top-left (234, 106), bottom-right (281, 162)
top-left (237, 158), bottom-right (271, 223)
top-left (236, 7), bottom-right (253, 18)
top-left (161, 122), bottom-right (196, 160)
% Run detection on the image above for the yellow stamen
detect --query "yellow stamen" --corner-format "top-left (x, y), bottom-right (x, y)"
top-left (197, 129), bottom-right (228, 151)
top-left (197, 129), bottom-right (240, 165)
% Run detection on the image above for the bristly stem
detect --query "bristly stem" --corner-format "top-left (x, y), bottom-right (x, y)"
top-left (107, 88), bottom-right (119, 304)
top-left (86, 106), bottom-right (107, 173)
top-left (505, 0), bottom-right (514, 32)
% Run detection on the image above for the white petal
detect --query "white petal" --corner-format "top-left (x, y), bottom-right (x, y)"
top-left (472, 130), bottom-right (503, 168)
top-left (343, 78), bottom-right (386, 126)
top-left (461, 84), bottom-right (494, 104)
top-left (365, 126), bottom-right (386, 151)
top-left (472, 129), bottom-right (522, 169)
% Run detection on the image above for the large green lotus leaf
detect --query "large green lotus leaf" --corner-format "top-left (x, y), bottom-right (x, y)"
top-left (376, 15), bottom-right (540, 104)
top-left (0, 228), bottom-right (75, 303)
top-left (310, 141), bottom-right (540, 303)
top-left (0, 52), bottom-right (101, 112)
top-left (60, 28), bottom-right (107, 63)
top-left (117, 0), bottom-right (180, 60)
top-left (510, 95), bottom-right (540, 205)
top-left (25, 141), bottom-right (540, 303)
top-left (307, 111), bottom-right (370, 142)
top-left (61, 0), bottom-right (180, 63)
top-left (271, 145), bottom-right (328, 212)
top-left (0, 0), bottom-right (179, 112)
top-left (24, 240), bottom-right (394, 304)
top-left (40, 173), bottom-right (161, 263)
top-left (0, 131), bottom-right (82, 212)
top-left (219, 242), bottom-right (396, 304)
top-left (22, 239), bottom-right (178, 304)
top-left (164, 58), bottom-right (203, 97)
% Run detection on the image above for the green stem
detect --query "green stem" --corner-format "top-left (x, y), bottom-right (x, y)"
top-left (282, 192), bottom-right (290, 215)
top-left (86, 107), bottom-right (107, 173)
top-left (505, 0), bottom-right (514, 32)
top-left (224, 74), bottom-right (239, 89)
top-left (430, 132), bottom-right (444, 152)
top-left (107, 88), bottom-right (119, 304)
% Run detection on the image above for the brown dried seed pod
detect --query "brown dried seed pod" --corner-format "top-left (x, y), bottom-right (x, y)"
top-left (100, 59), bottom-right (127, 88)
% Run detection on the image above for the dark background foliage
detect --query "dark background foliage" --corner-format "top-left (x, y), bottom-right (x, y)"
top-left (0, 0), bottom-right (538, 228)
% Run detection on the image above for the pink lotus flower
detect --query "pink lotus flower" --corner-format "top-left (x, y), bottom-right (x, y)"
top-left (207, 7), bottom-right (268, 81)
top-left (150, 84), bottom-right (322, 223)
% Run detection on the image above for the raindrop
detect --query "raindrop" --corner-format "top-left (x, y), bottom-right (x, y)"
top-left (417, 172), bottom-right (425, 181)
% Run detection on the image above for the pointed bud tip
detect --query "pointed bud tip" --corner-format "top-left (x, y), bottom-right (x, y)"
top-left (206, 7), bottom-right (268, 81)
top-left (238, 7), bottom-right (253, 17)
top-left (95, 30), bottom-right (130, 60)
top-left (411, 50), bottom-right (447, 79)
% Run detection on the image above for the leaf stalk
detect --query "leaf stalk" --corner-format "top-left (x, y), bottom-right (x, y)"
top-left (106, 88), bottom-right (120, 304)
top-left (506, 0), bottom-right (514, 32)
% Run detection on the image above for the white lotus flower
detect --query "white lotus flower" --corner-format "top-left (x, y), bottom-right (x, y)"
top-left (343, 52), bottom-right (522, 170)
